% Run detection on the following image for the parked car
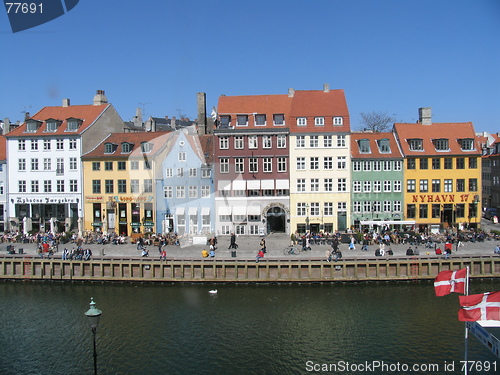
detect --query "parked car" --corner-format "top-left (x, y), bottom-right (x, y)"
top-left (484, 208), bottom-right (498, 220)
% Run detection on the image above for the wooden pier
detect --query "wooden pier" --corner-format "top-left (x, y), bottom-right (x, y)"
top-left (1, 255), bottom-right (499, 282)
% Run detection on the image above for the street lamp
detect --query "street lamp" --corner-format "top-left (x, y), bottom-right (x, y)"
top-left (85, 297), bottom-right (102, 375)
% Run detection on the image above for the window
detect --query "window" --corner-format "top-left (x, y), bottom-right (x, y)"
top-left (263, 157), bottom-right (272, 172)
top-left (249, 158), bottom-right (258, 173)
top-left (353, 201), bottom-right (362, 212)
top-left (337, 178), bottom-right (346, 192)
top-left (189, 186), bottom-right (198, 198)
top-left (297, 117), bottom-right (307, 126)
top-left (432, 204), bottom-right (440, 218)
top-left (57, 180), bottom-right (64, 193)
top-left (383, 160), bottom-right (391, 171)
top-left (364, 201), bottom-right (372, 213)
top-left (432, 179), bottom-right (441, 193)
top-left (358, 139), bottom-right (370, 153)
top-left (456, 204), bottom-right (465, 218)
top-left (255, 114), bottom-right (266, 126)
top-left (432, 158), bottom-right (440, 169)
top-left (234, 136), bottom-right (244, 149)
top-left (469, 178), bottom-right (477, 192)
top-left (373, 201), bottom-right (382, 212)
top-left (30, 140), bottom-right (38, 150)
top-left (18, 158), bottom-right (26, 171)
top-left (363, 161), bottom-right (371, 171)
top-left (92, 162), bottom-right (101, 171)
top-left (296, 136), bottom-right (305, 148)
top-left (178, 152), bottom-right (186, 162)
top-left (219, 115), bottom-right (231, 128)
top-left (219, 136), bottom-right (229, 149)
top-left (434, 139), bottom-right (449, 151)
top-left (44, 180), bottom-right (52, 193)
top-left (121, 142), bottom-right (132, 153)
top-left (419, 158), bottom-right (428, 169)
top-left (373, 181), bottom-right (381, 192)
top-left (43, 139), bottom-right (51, 150)
top-left (394, 181), bottom-right (402, 192)
top-left (18, 140), bottom-right (26, 150)
top-left (69, 157), bottom-right (77, 170)
top-left (384, 201), bottom-right (392, 212)
top-left (131, 179), bottom-right (139, 194)
top-left (19, 180), bottom-right (26, 192)
top-left (131, 161), bottom-right (139, 170)
top-left (419, 204), bottom-right (428, 219)
top-left (419, 179), bottom-right (428, 192)
top-left (118, 180), bottom-right (126, 193)
top-left (309, 135), bottom-right (319, 148)
top-left (104, 143), bottom-right (115, 154)
top-left (407, 204), bottom-right (416, 218)
top-left (469, 157), bottom-right (477, 169)
top-left (337, 135), bottom-right (346, 147)
top-left (407, 158), bottom-right (416, 169)
top-left (105, 161), bottom-right (113, 171)
top-left (176, 186), bottom-right (185, 198)
top-left (323, 135), bottom-right (332, 147)
top-left (263, 135), bottom-right (272, 148)
top-left (297, 179), bottom-right (306, 192)
top-left (394, 161), bottom-right (402, 171)
top-left (353, 161), bottom-right (361, 171)
top-left (456, 179), bottom-right (465, 192)
top-left (26, 121), bottom-right (39, 133)
top-left (314, 117), bottom-right (324, 126)
top-left (273, 114), bottom-right (284, 126)
top-left (460, 138), bottom-right (474, 150)
top-left (118, 161), bottom-right (126, 170)
top-left (220, 158), bottom-right (229, 173)
top-left (141, 142), bottom-right (151, 153)
top-left (310, 178), bottom-right (319, 192)
top-left (310, 157), bottom-right (319, 170)
top-left (296, 157), bottom-right (305, 170)
top-left (67, 120), bottom-right (79, 131)
top-left (407, 179), bottom-right (416, 193)
top-left (202, 168), bottom-right (211, 179)
top-left (248, 135), bottom-right (258, 149)
top-left (310, 202), bottom-right (320, 216)
top-left (394, 201), bottom-right (401, 212)
top-left (337, 156), bottom-right (346, 170)
top-left (353, 181), bottom-right (361, 193)
top-left (373, 161), bottom-right (381, 171)
top-left (324, 202), bottom-right (333, 216)
top-left (333, 116), bottom-right (343, 125)
top-left (444, 158), bottom-right (452, 169)
top-left (469, 203), bottom-right (478, 218)
top-left (92, 180), bottom-right (101, 194)
top-left (324, 178), bottom-right (333, 192)
top-left (161, 186), bottom-right (172, 198)
top-left (408, 139), bottom-right (423, 151)
top-left (69, 180), bottom-right (77, 192)
top-left (231, 158), bottom-right (243, 174)
top-left (297, 202), bottom-right (307, 216)
top-left (56, 139), bottom-right (64, 150)
top-left (324, 157), bottom-right (333, 170)
top-left (43, 158), bottom-right (51, 171)
top-left (177, 168), bottom-right (184, 177)
top-left (277, 135), bottom-right (286, 148)
top-left (31, 158), bottom-right (39, 171)
top-left (236, 115), bottom-right (248, 126)
top-left (444, 179), bottom-right (453, 192)
top-left (456, 158), bottom-right (465, 169)
top-left (46, 121), bottom-right (58, 132)
top-left (144, 179), bottom-right (153, 193)
top-left (277, 157), bottom-right (287, 172)
top-left (363, 181), bottom-right (371, 193)
top-left (378, 139), bottom-right (391, 153)
top-left (201, 186), bottom-right (210, 197)
top-left (105, 179), bottom-right (114, 194)
top-left (31, 180), bottom-right (39, 193)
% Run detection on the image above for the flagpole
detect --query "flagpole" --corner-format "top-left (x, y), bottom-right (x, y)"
top-left (464, 266), bottom-right (470, 375)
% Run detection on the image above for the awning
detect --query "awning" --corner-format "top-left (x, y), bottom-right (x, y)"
top-left (233, 206), bottom-right (247, 216)
top-left (247, 206), bottom-right (261, 215)
top-left (218, 180), bottom-right (231, 191)
top-left (276, 179), bottom-right (290, 189)
top-left (247, 180), bottom-right (260, 190)
top-left (359, 220), bottom-right (416, 226)
top-left (201, 207), bottom-right (210, 216)
top-left (188, 207), bottom-right (198, 216)
top-left (175, 207), bottom-right (185, 215)
top-left (232, 180), bottom-right (247, 190)
top-left (218, 206), bottom-right (232, 215)
top-left (261, 180), bottom-right (274, 189)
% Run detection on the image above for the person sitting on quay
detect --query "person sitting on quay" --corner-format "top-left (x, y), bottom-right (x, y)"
top-left (209, 248), bottom-right (215, 257)
top-left (334, 249), bottom-right (342, 262)
top-left (406, 247), bottom-right (414, 256)
top-left (255, 249), bottom-right (265, 263)
top-left (84, 248), bottom-right (92, 261)
top-left (495, 245), bottom-right (500, 255)
top-left (326, 249), bottom-right (333, 262)
top-left (160, 249), bottom-right (167, 262)
top-left (201, 249), bottom-right (209, 258)
top-left (141, 248), bottom-right (149, 257)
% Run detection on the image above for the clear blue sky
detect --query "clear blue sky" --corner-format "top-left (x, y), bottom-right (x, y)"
top-left (1, 0), bottom-right (499, 133)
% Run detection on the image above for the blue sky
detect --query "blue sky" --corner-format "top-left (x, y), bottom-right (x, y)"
top-left (1, 0), bottom-right (499, 133)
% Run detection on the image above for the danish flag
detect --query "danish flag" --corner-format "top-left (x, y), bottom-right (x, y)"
top-left (458, 292), bottom-right (500, 321)
top-left (434, 269), bottom-right (467, 296)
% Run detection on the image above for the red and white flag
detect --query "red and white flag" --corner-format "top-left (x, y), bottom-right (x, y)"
top-left (458, 292), bottom-right (500, 321)
top-left (434, 269), bottom-right (467, 296)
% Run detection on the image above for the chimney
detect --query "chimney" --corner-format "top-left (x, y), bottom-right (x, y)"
top-left (93, 90), bottom-right (108, 106)
top-left (3, 118), bottom-right (10, 135)
top-left (171, 116), bottom-right (176, 129)
top-left (133, 107), bottom-right (142, 128)
top-left (418, 107), bottom-right (432, 125)
top-left (24, 112), bottom-right (30, 120)
top-left (62, 98), bottom-right (70, 107)
top-left (288, 88), bottom-right (295, 97)
top-left (323, 83), bottom-right (330, 92)
top-left (197, 92), bottom-right (207, 135)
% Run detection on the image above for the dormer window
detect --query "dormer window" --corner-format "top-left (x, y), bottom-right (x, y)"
top-left (297, 117), bottom-right (307, 126)
top-left (255, 114), bottom-right (266, 126)
top-left (219, 115), bottom-right (231, 128)
top-left (378, 138), bottom-right (391, 153)
top-left (273, 114), bottom-right (284, 126)
top-left (121, 142), bottom-right (133, 153)
top-left (66, 117), bottom-right (82, 131)
top-left (104, 142), bottom-right (117, 154)
top-left (141, 142), bottom-right (152, 153)
top-left (408, 138), bottom-right (423, 151)
top-left (460, 138), bottom-right (474, 151)
top-left (25, 120), bottom-right (42, 133)
top-left (333, 117), bottom-right (343, 125)
top-left (45, 119), bottom-right (61, 132)
top-left (315, 117), bottom-right (325, 126)
top-left (433, 138), bottom-right (449, 151)
top-left (358, 139), bottom-right (371, 153)
top-left (236, 115), bottom-right (248, 126)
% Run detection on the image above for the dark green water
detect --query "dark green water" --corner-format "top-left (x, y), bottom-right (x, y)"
top-left (0, 280), bottom-right (498, 375)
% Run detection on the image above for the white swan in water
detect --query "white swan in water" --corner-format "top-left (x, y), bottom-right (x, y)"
top-left (209, 289), bottom-right (218, 294)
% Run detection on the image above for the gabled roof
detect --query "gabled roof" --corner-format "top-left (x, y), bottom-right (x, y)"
top-left (289, 89), bottom-right (349, 118)
top-left (6, 104), bottom-right (109, 137)
top-left (82, 131), bottom-right (173, 159)
top-left (351, 132), bottom-right (402, 159)
top-left (393, 122), bottom-right (481, 156)
top-left (218, 94), bottom-right (292, 117)
top-left (0, 135), bottom-right (6, 160)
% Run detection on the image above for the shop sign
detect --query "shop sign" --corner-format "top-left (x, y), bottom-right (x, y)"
top-left (15, 196), bottom-right (78, 204)
top-left (130, 222), bottom-right (142, 227)
top-left (143, 222), bottom-right (155, 227)
top-left (112, 196), bottom-right (153, 203)
top-left (411, 194), bottom-right (474, 203)
top-left (91, 222), bottom-right (103, 227)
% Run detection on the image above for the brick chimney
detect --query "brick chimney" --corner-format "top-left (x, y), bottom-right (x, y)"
top-left (62, 98), bottom-right (70, 107)
top-left (197, 92), bottom-right (207, 135)
top-left (3, 118), bottom-right (10, 135)
top-left (418, 107), bottom-right (432, 125)
top-left (93, 90), bottom-right (108, 106)
top-left (323, 83), bottom-right (330, 92)
top-left (288, 88), bottom-right (295, 97)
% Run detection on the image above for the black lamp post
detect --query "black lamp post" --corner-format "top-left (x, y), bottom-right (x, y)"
top-left (85, 297), bottom-right (102, 375)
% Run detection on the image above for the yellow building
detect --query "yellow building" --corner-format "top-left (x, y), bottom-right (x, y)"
top-left (394, 108), bottom-right (482, 230)
top-left (81, 132), bottom-right (172, 235)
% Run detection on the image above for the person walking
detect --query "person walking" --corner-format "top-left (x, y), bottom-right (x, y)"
top-left (228, 233), bottom-right (238, 249)
top-left (260, 238), bottom-right (267, 254)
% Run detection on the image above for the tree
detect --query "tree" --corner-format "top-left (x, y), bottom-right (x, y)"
top-left (357, 111), bottom-right (396, 132)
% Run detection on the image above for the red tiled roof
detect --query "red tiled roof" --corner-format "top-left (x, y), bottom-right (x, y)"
top-left (6, 104), bottom-right (109, 137)
top-left (351, 132), bottom-right (402, 159)
top-left (218, 94), bottom-right (292, 116)
top-left (393, 122), bottom-right (481, 156)
top-left (289, 89), bottom-right (349, 118)
top-left (0, 135), bottom-right (6, 160)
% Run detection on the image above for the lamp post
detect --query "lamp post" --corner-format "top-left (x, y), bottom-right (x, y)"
top-left (85, 297), bottom-right (102, 375)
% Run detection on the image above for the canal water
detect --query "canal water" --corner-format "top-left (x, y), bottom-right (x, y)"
top-left (0, 280), bottom-right (498, 375)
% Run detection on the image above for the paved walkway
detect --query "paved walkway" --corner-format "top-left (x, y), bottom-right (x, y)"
top-left (2, 232), bottom-right (499, 261)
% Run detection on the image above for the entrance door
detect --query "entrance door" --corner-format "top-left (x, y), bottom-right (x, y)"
top-left (337, 212), bottom-right (347, 231)
top-left (266, 206), bottom-right (286, 233)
